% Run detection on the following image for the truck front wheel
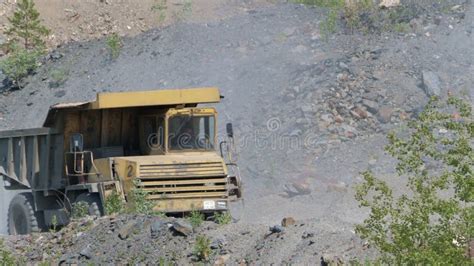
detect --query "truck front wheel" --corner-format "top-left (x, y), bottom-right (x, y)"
top-left (8, 193), bottom-right (40, 235)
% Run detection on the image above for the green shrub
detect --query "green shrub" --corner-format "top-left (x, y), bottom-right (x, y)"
top-left (0, 239), bottom-right (16, 265)
top-left (188, 210), bottom-right (204, 228)
top-left (173, 0), bottom-right (192, 21)
top-left (355, 97), bottom-right (473, 264)
top-left (0, 45), bottom-right (41, 87)
top-left (193, 235), bottom-right (211, 261)
top-left (214, 211), bottom-right (232, 225)
top-left (71, 201), bottom-right (89, 219)
top-left (105, 191), bottom-right (125, 215)
top-left (392, 22), bottom-right (410, 33)
top-left (157, 257), bottom-right (173, 266)
top-left (320, 8), bottom-right (339, 38)
top-left (106, 33), bottom-right (122, 59)
top-left (293, 0), bottom-right (345, 37)
top-left (49, 68), bottom-right (69, 88)
top-left (295, 0), bottom-right (424, 35)
top-left (127, 180), bottom-right (155, 215)
top-left (151, 0), bottom-right (168, 22)
top-left (50, 215), bottom-right (58, 233)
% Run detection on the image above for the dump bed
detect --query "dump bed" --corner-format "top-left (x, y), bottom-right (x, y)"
top-left (0, 128), bottom-right (64, 190)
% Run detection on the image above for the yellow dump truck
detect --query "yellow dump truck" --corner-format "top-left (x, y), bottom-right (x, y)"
top-left (0, 87), bottom-right (241, 235)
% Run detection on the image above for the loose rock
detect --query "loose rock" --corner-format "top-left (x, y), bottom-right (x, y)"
top-left (79, 244), bottom-right (93, 259)
top-left (377, 107), bottom-right (393, 124)
top-left (421, 70), bottom-right (442, 97)
top-left (150, 220), bottom-right (164, 238)
top-left (281, 217), bottom-right (296, 227)
top-left (171, 220), bottom-right (193, 236)
top-left (362, 99), bottom-right (379, 114)
top-left (118, 221), bottom-right (137, 240)
top-left (269, 225), bottom-right (284, 234)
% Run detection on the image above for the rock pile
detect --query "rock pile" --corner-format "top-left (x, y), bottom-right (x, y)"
top-left (281, 48), bottom-right (413, 146)
top-left (1, 215), bottom-right (377, 265)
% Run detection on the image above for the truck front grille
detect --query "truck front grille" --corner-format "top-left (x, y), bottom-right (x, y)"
top-left (137, 162), bottom-right (228, 200)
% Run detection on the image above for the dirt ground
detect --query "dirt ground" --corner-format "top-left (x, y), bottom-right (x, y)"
top-left (0, 0), bottom-right (472, 264)
top-left (0, 0), bottom-right (270, 48)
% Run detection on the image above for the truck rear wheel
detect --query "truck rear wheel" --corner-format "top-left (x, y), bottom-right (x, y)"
top-left (74, 193), bottom-right (103, 217)
top-left (8, 193), bottom-right (40, 235)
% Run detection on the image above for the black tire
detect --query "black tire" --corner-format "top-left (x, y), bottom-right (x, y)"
top-left (74, 193), bottom-right (103, 217)
top-left (8, 193), bottom-right (40, 235)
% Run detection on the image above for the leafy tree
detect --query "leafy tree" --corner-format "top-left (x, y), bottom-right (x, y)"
top-left (5, 0), bottom-right (50, 51)
top-left (355, 96), bottom-right (473, 264)
top-left (1, 0), bottom-right (49, 88)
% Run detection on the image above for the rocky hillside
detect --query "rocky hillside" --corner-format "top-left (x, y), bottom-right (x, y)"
top-left (0, 0), bottom-right (270, 50)
top-left (0, 0), bottom-right (472, 264)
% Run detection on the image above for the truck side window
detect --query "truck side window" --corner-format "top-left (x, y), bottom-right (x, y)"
top-left (156, 117), bottom-right (164, 149)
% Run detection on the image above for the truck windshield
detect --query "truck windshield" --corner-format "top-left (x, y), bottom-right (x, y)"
top-left (168, 115), bottom-right (215, 151)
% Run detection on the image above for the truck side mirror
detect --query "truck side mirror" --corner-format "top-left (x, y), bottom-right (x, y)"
top-left (70, 133), bottom-right (84, 152)
top-left (226, 123), bottom-right (234, 138)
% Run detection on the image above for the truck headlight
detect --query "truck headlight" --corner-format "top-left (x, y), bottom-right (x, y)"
top-left (217, 201), bottom-right (227, 209)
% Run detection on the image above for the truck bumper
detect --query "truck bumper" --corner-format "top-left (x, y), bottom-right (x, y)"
top-left (152, 198), bottom-right (229, 213)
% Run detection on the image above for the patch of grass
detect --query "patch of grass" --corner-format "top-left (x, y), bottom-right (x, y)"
top-left (151, 0), bottom-right (168, 22)
top-left (105, 191), bottom-right (125, 215)
top-left (151, 210), bottom-right (166, 217)
top-left (106, 33), bottom-right (122, 59)
top-left (392, 22), bottom-right (410, 33)
top-left (50, 214), bottom-right (58, 232)
top-left (320, 8), bottom-right (339, 38)
top-left (158, 257), bottom-right (172, 266)
top-left (127, 179), bottom-right (155, 215)
top-left (296, 0), bottom-right (429, 35)
top-left (38, 261), bottom-right (53, 266)
top-left (173, 0), bottom-right (193, 21)
top-left (193, 235), bottom-right (211, 262)
top-left (49, 68), bottom-right (69, 88)
top-left (0, 239), bottom-right (16, 265)
top-left (214, 211), bottom-right (232, 225)
top-left (71, 201), bottom-right (89, 219)
top-left (343, 0), bottom-right (374, 31)
top-left (293, 0), bottom-right (343, 8)
top-left (188, 210), bottom-right (204, 228)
